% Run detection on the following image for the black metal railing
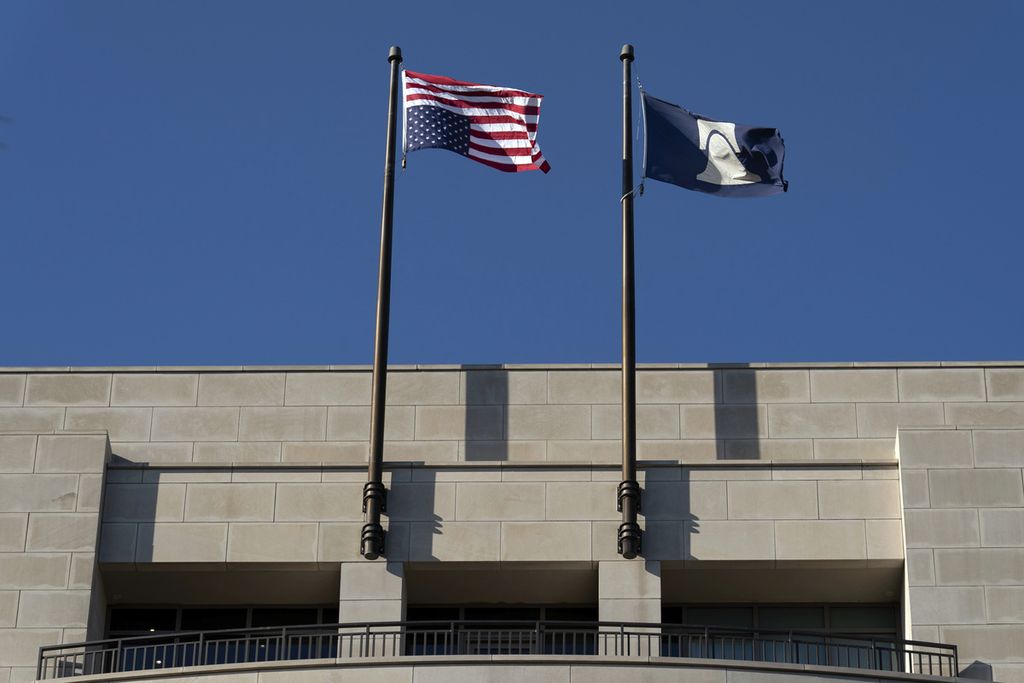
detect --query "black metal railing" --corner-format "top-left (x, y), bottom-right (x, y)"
top-left (37, 620), bottom-right (959, 680)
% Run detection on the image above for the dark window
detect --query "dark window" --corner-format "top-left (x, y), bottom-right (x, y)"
top-left (829, 605), bottom-right (897, 633)
top-left (180, 608), bottom-right (247, 631)
top-left (251, 608), bottom-right (318, 628)
top-left (322, 607), bottom-right (339, 624)
top-left (545, 607), bottom-right (598, 622)
top-left (109, 608), bottom-right (176, 634)
top-left (759, 606), bottom-right (825, 631)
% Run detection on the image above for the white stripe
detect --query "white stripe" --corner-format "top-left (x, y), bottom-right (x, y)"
top-left (468, 148), bottom-right (535, 165)
top-left (404, 74), bottom-right (538, 98)
top-left (405, 84), bottom-right (539, 107)
top-left (404, 98), bottom-right (538, 121)
top-left (471, 136), bottom-right (537, 152)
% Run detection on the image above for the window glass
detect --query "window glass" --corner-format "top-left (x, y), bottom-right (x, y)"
top-left (251, 608), bottom-right (318, 627)
top-left (829, 606), bottom-right (897, 632)
top-left (109, 608), bottom-right (176, 633)
top-left (322, 607), bottom-right (339, 624)
top-left (464, 607), bottom-right (541, 622)
top-left (180, 608), bottom-right (247, 631)
top-left (685, 607), bottom-right (754, 629)
top-left (759, 607), bottom-right (825, 631)
top-left (661, 606), bottom-right (683, 624)
top-left (545, 607), bottom-right (598, 622)
top-left (406, 607), bottom-right (460, 622)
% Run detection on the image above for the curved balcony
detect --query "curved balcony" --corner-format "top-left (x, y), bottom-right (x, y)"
top-left (37, 620), bottom-right (959, 682)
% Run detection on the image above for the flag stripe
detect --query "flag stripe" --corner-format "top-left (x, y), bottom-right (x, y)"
top-left (405, 71), bottom-right (538, 98)
top-left (405, 82), bottom-right (539, 105)
top-left (406, 93), bottom-right (540, 116)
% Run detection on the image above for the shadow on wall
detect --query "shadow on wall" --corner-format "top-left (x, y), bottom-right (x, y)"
top-left (463, 367), bottom-right (508, 461)
top-left (712, 364), bottom-right (761, 460)
top-left (393, 464), bottom-right (442, 561)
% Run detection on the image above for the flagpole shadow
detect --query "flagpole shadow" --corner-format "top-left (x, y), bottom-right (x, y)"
top-left (711, 363), bottom-right (761, 460)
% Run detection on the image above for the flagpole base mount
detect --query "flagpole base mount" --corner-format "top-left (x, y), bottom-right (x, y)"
top-left (360, 522), bottom-right (385, 560)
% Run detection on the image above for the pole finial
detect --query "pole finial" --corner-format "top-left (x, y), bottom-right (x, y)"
top-left (388, 46), bottom-right (403, 63)
top-left (620, 44), bottom-right (634, 62)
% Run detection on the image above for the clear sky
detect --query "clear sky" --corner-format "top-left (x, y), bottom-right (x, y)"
top-left (1, 1), bottom-right (1021, 365)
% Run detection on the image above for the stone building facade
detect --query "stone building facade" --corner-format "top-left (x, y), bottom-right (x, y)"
top-left (0, 363), bottom-right (1022, 682)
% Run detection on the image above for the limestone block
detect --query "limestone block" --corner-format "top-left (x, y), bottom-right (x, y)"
top-left (197, 373), bottom-right (284, 406)
top-left (111, 374), bottom-right (198, 406)
top-left (461, 440), bottom-right (546, 462)
top-left (151, 407), bottom-right (240, 441)
top-left (905, 509), bottom-right (979, 548)
top-left (809, 369), bottom-right (897, 403)
top-left (571, 667), bottom-right (723, 683)
top-left (386, 372), bottom-right (459, 405)
top-left (681, 405), bottom-right (767, 439)
top-left (0, 592), bottom-right (16, 628)
top-left (0, 436), bottom-right (35, 473)
top-left (774, 520), bottom-right (866, 561)
top-left (500, 521), bottom-right (591, 561)
top-left (928, 469), bottom-right (1024, 508)
top-left (770, 465), bottom-right (862, 480)
top-left (16, 590), bottom-right (90, 627)
top-left (455, 482), bottom-right (545, 521)
top-left (25, 514), bottom-right (98, 552)
top-left (547, 440), bottom-right (620, 463)
top-left (726, 481), bottom-right (818, 520)
top-left (812, 438), bottom-right (895, 461)
top-left (687, 520), bottom-right (775, 561)
top-left (0, 375), bottom-right (25, 406)
top-left (910, 586), bottom-right (987, 625)
top-left (856, 403), bottom-right (944, 438)
top-left (383, 441), bottom-right (459, 462)
top-left (986, 586), bottom-right (1024, 623)
top-left (501, 465), bottom-right (587, 482)
top-left (316, 523), bottom-right (364, 562)
top-left (194, 442), bottom-right (282, 463)
top-left (408, 521), bottom-right (500, 561)
top-left (768, 404), bottom-right (856, 439)
top-left (63, 408), bottom-right (151, 442)
top-left (136, 523), bottom-right (228, 563)
top-left (592, 405), bottom-right (680, 440)
top-left (987, 368), bottom-right (1024, 401)
top-left (239, 407), bottom-right (326, 441)
top-left (184, 483), bottom-right (275, 521)
top-left (226, 522), bottom-right (317, 562)
top-left (0, 475), bottom-right (77, 512)
top-left (387, 483), bottom-right (455, 521)
top-left (68, 553), bottom-right (95, 589)
top-left (907, 549), bottom-right (936, 586)
top-left (0, 628), bottom-right (63, 667)
top-left (34, 434), bottom-right (108, 473)
top-left (898, 368), bottom-right (985, 402)
top-left (463, 370), bottom-right (546, 405)
top-left (110, 442), bottom-right (194, 464)
top-left (281, 441), bottom-right (366, 463)
top-left (646, 481), bottom-right (727, 521)
top-left (548, 370), bottom-right (619, 404)
top-left (76, 474), bottom-right (103, 512)
top-left (285, 372), bottom-right (370, 405)
top-left (597, 598), bottom-right (661, 624)
top-left (865, 520), bottom-right (903, 562)
top-left (980, 508), bottom-right (1024, 546)
top-left (103, 483), bottom-right (185, 522)
top-left (818, 480), bottom-right (901, 519)
top-left (901, 470), bottom-right (930, 508)
top-left (506, 405), bottom-right (591, 440)
top-left (545, 482), bottom-right (618, 521)
top-left (637, 370), bottom-right (715, 404)
top-left (0, 408), bottom-right (64, 433)
top-left (337, 598), bottom-right (404, 625)
top-left (592, 521), bottom-right (682, 561)
top-left (97, 523), bottom-right (137, 563)
top-left (274, 483), bottom-right (363, 521)
top-left (0, 554), bottom-right (70, 589)
top-left (934, 548), bottom-right (1024, 585)
top-left (415, 406), bottom-right (503, 440)
top-left (0, 515), bottom-right (25, 552)
top-left (726, 439), bottom-right (814, 460)
top-left (599, 560), bottom-right (661, 600)
top-left (722, 369), bottom-right (809, 404)
top-left (939, 624), bottom-right (1024, 662)
top-left (897, 429), bottom-right (974, 468)
top-left (327, 406), bottom-right (414, 441)
top-left (945, 402), bottom-right (1024, 428)
top-left (340, 561), bottom-right (404, 600)
top-left (25, 374), bottom-right (110, 406)
top-left (973, 429), bottom-right (1024, 467)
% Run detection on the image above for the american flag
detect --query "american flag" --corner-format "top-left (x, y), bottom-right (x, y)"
top-left (403, 70), bottom-right (550, 173)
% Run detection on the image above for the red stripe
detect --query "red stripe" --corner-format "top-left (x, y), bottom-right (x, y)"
top-left (467, 154), bottom-right (540, 173)
top-left (469, 141), bottom-right (536, 157)
top-left (405, 79), bottom-right (541, 102)
top-left (405, 93), bottom-right (539, 115)
top-left (405, 70), bottom-right (539, 98)
top-left (470, 129), bottom-right (531, 142)
top-left (469, 115), bottom-right (538, 131)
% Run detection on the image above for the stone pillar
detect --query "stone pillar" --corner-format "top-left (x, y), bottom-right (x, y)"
top-left (598, 560), bottom-right (661, 656)
top-left (0, 432), bottom-right (109, 683)
top-left (337, 561), bottom-right (405, 657)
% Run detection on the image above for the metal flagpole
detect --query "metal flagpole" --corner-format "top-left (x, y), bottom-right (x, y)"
top-left (361, 45), bottom-right (403, 560)
top-left (617, 44), bottom-right (642, 559)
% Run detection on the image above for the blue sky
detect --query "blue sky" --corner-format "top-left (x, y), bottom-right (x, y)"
top-left (1, 1), bottom-right (1021, 365)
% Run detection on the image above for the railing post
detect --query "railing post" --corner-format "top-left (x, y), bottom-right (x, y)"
top-left (280, 627), bottom-right (287, 661)
top-left (114, 640), bottom-right (123, 673)
top-left (787, 630), bottom-right (793, 664)
top-left (36, 646), bottom-right (44, 681)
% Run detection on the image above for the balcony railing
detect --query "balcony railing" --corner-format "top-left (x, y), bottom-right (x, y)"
top-left (37, 620), bottom-right (959, 681)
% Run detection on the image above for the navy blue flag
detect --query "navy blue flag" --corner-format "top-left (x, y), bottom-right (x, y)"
top-left (641, 92), bottom-right (787, 197)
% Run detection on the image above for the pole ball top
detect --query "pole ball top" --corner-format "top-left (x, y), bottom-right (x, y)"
top-left (388, 46), bottom-right (403, 63)
top-left (620, 44), bottom-right (634, 61)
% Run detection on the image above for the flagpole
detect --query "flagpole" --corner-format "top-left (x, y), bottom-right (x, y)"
top-left (361, 45), bottom-right (403, 560)
top-left (618, 43), bottom-right (642, 559)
